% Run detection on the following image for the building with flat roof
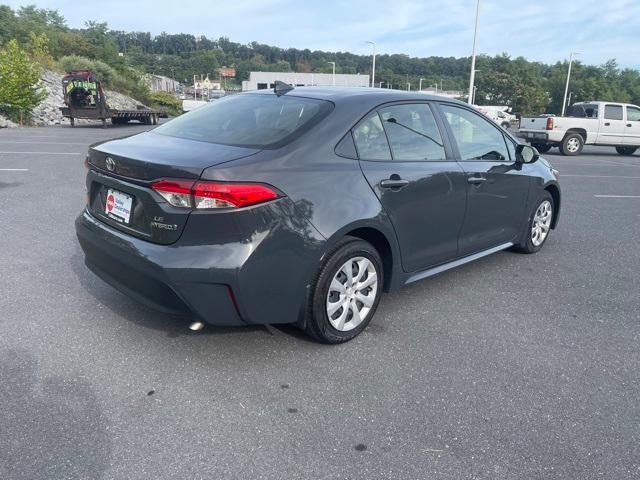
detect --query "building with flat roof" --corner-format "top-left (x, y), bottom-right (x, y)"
top-left (242, 71), bottom-right (370, 91)
top-left (144, 74), bottom-right (180, 93)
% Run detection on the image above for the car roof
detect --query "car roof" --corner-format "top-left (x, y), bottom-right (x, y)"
top-left (247, 86), bottom-right (468, 106)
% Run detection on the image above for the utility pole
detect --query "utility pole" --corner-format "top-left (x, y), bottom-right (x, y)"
top-left (467, 0), bottom-right (480, 104)
top-left (327, 61), bottom-right (336, 86)
top-left (562, 52), bottom-right (580, 116)
top-left (366, 41), bottom-right (376, 87)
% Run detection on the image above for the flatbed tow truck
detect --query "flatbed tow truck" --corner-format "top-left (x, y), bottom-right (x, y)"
top-left (59, 70), bottom-right (161, 127)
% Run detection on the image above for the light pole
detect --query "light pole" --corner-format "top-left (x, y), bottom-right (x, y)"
top-left (562, 52), bottom-right (580, 116)
top-left (327, 61), bottom-right (336, 86)
top-left (407, 82), bottom-right (411, 91)
top-left (379, 81), bottom-right (385, 88)
top-left (419, 78), bottom-right (425, 91)
top-left (366, 41), bottom-right (376, 88)
top-left (467, 0), bottom-right (480, 104)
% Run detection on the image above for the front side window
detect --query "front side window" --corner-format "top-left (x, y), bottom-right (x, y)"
top-left (440, 105), bottom-right (509, 161)
top-left (604, 105), bottom-right (623, 120)
top-left (378, 104), bottom-right (446, 161)
top-left (154, 94), bottom-right (332, 148)
top-left (353, 111), bottom-right (392, 160)
top-left (627, 106), bottom-right (640, 122)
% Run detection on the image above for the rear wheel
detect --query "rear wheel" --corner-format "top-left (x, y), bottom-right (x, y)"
top-left (532, 143), bottom-right (552, 153)
top-left (513, 191), bottom-right (554, 254)
top-left (501, 121), bottom-right (510, 130)
top-left (559, 133), bottom-right (584, 156)
top-left (616, 146), bottom-right (637, 156)
top-left (304, 238), bottom-right (383, 343)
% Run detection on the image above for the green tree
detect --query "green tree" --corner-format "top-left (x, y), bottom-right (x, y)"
top-left (0, 39), bottom-right (46, 124)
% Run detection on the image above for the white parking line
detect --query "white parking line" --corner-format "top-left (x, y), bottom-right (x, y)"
top-left (0, 151), bottom-right (81, 155)
top-left (562, 175), bottom-right (640, 179)
top-left (596, 159), bottom-right (640, 168)
top-left (0, 141), bottom-right (90, 146)
top-left (0, 168), bottom-right (29, 171)
top-left (594, 195), bottom-right (640, 198)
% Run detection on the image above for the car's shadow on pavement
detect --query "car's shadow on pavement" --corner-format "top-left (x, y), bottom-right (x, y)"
top-left (0, 348), bottom-right (112, 479)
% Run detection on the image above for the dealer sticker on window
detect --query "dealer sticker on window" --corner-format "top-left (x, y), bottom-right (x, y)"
top-left (105, 188), bottom-right (133, 224)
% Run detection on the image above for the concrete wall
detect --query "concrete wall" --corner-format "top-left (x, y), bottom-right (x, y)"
top-left (242, 72), bottom-right (371, 91)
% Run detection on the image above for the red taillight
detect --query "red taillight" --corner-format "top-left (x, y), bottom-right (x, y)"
top-left (193, 182), bottom-right (280, 208)
top-left (546, 117), bottom-right (554, 130)
top-left (151, 179), bottom-right (281, 209)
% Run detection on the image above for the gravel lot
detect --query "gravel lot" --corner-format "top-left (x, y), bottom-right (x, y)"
top-left (1, 123), bottom-right (638, 479)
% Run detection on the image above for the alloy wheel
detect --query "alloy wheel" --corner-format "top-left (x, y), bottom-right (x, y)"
top-left (566, 137), bottom-right (581, 153)
top-left (326, 256), bottom-right (378, 332)
top-left (531, 200), bottom-right (552, 246)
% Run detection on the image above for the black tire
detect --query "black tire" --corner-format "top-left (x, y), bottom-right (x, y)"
top-left (616, 146), bottom-right (637, 156)
top-left (532, 143), bottom-right (552, 154)
top-left (501, 122), bottom-right (510, 130)
top-left (559, 133), bottom-right (584, 156)
top-left (304, 237), bottom-right (383, 343)
top-left (512, 191), bottom-right (554, 254)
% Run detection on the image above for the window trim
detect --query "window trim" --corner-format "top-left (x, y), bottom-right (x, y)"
top-left (434, 101), bottom-right (513, 163)
top-left (349, 100), bottom-right (456, 163)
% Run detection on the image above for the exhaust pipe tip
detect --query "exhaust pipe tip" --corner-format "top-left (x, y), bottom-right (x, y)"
top-left (189, 321), bottom-right (205, 332)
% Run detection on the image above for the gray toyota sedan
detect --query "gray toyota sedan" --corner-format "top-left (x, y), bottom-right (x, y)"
top-left (76, 84), bottom-right (561, 343)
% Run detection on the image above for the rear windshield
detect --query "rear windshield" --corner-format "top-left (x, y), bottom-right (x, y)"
top-left (155, 94), bottom-right (333, 148)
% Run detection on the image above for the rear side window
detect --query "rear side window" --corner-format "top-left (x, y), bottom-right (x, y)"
top-left (353, 111), bottom-right (392, 160)
top-left (604, 105), bottom-right (623, 120)
top-left (378, 104), bottom-right (446, 161)
top-left (154, 94), bottom-right (333, 148)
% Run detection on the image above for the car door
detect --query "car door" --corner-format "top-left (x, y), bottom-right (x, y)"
top-left (624, 105), bottom-right (640, 145)
top-left (597, 104), bottom-right (627, 144)
top-left (437, 103), bottom-right (531, 256)
top-left (354, 103), bottom-right (467, 272)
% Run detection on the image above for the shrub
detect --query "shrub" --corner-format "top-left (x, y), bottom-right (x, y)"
top-left (148, 90), bottom-right (181, 116)
top-left (58, 55), bottom-right (117, 85)
top-left (0, 39), bottom-right (46, 123)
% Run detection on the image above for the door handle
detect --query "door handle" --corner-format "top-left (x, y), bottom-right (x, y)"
top-left (627, 123), bottom-right (633, 127)
top-left (467, 176), bottom-right (487, 185)
top-left (604, 122), bottom-right (611, 126)
top-left (380, 177), bottom-right (409, 189)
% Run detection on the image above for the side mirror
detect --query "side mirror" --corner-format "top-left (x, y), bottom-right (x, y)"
top-left (516, 144), bottom-right (539, 164)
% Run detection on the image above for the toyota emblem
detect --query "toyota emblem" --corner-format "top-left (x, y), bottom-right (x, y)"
top-left (105, 157), bottom-right (116, 172)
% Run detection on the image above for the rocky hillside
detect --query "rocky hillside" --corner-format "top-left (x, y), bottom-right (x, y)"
top-left (0, 70), bottom-right (145, 128)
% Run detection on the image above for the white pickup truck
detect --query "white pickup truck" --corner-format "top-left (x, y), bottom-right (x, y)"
top-left (518, 101), bottom-right (640, 156)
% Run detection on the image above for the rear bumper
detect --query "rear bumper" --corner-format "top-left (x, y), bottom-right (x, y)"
top-left (76, 210), bottom-right (244, 326)
top-left (75, 200), bottom-right (325, 326)
top-left (518, 130), bottom-right (549, 141)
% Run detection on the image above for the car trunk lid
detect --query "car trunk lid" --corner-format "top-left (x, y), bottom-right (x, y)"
top-left (86, 132), bottom-right (260, 244)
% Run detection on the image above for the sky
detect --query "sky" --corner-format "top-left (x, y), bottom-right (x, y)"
top-left (4, 0), bottom-right (639, 68)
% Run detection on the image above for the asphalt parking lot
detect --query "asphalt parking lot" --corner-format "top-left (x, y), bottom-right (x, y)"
top-left (1, 123), bottom-right (639, 480)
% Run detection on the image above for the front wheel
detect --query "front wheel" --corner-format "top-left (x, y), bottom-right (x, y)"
top-left (616, 146), bottom-right (637, 156)
top-left (513, 192), bottom-right (554, 254)
top-left (304, 238), bottom-right (383, 343)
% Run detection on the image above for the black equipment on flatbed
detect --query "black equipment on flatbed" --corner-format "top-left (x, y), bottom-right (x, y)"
top-left (60, 70), bottom-right (160, 127)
